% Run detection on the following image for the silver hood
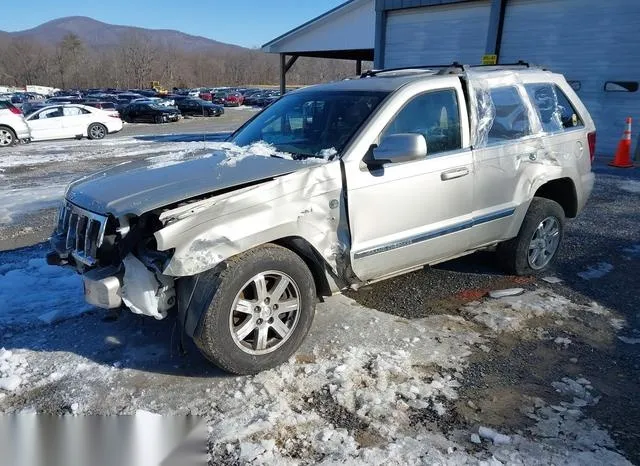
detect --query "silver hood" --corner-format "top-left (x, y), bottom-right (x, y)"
top-left (66, 151), bottom-right (312, 217)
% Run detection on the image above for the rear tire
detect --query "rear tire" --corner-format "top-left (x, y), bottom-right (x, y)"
top-left (497, 197), bottom-right (565, 276)
top-left (194, 244), bottom-right (316, 375)
top-left (87, 123), bottom-right (107, 140)
top-left (0, 126), bottom-right (17, 147)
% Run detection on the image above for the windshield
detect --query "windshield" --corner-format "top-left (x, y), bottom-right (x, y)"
top-left (231, 90), bottom-right (387, 158)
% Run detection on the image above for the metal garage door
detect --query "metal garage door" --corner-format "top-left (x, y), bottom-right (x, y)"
top-left (384, 1), bottom-right (491, 69)
top-left (500, 0), bottom-right (640, 157)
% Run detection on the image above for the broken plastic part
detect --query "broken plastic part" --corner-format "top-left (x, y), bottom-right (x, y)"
top-left (121, 254), bottom-right (175, 320)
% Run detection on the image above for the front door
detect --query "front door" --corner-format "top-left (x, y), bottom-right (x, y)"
top-left (346, 87), bottom-right (474, 281)
top-left (27, 106), bottom-right (65, 141)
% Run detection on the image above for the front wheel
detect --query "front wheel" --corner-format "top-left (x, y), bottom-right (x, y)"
top-left (497, 197), bottom-right (565, 275)
top-left (195, 244), bottom-right (316, 375)
top-left (87, 123), bottom-right (107, 140)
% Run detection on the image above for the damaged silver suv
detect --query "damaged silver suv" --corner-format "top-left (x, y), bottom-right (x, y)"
top-left (48, 64), bottom-right (596, 374)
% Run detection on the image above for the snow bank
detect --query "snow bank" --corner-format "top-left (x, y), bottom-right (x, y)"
top-left (0, 247), bottom-right (91, 328)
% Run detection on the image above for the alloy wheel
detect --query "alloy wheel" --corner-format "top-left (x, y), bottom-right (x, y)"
top-left (528, 216), bottom-right (561, 270)
top-left (229, 271), bottom-right (301, 355)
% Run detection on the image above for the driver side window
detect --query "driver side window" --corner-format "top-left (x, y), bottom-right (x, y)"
top-left (381, 89), bottom-right (461, 155)
top-left (35, 107), bottom-right (63, 120)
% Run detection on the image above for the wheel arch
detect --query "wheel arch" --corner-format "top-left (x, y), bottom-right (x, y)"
top-left (177, 239), bottom-right (336, 340)
top-left (533, 177), bottom-right (578, 218)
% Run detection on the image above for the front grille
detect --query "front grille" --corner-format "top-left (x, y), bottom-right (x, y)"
top-left (56, 202), bottom-right (108, 266)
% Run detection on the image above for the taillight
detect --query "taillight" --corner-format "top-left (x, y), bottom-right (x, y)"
top-left (587, 132), bottom-right (596, 162)
top-left (9, 106), bottom-right (22, 115)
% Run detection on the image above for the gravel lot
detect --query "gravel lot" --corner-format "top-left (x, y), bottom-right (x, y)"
top-left (1, 116), bottom-right (639, 464)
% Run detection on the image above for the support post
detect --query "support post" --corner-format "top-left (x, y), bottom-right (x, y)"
top-left (280, 54), bottom-right (299, 94)
top-left (485, 0), bottom-right (507, 62)
top-left (280, 54), bottom-right (286, 95)
top-left (374, 9), bottom-right (387, 69)
top-left (356, 59), bottom-right (362, 76)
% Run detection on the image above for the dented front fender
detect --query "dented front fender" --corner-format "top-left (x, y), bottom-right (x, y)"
top-left (154, 161), bottom-right (351, 282)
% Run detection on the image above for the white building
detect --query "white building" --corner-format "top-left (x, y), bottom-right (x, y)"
top-left (263, 0), bottom-right (640, 157)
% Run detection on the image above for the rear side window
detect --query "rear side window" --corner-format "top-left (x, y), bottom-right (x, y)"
top-left (525, 83), bottom-right (584, 132)
top-left (381, 89), bottom-right (462, 155)
top-left (487, 86), bottom-right (532, 143)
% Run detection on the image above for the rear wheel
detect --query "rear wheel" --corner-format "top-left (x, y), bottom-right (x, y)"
top-left (87, 123), bottom-right (107, 140)
top-left (497, 197), bottom-right (565, 275)
top-left (0, 126), bottom-right (17, 147)
top-left (195, 244), bottom-right (316, 375)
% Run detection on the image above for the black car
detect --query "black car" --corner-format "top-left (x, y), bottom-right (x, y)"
top-left (176, 99), bottom-right (224, 117)
top-left (120, 103), bottom-right (181, 124)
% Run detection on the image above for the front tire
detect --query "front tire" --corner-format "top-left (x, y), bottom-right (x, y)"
top-left (497, 197), bottom-right (565, 275)
top-left (195, 244), bottom-right (316, 375)
top-left (87, 123), bottom-right (107, 140)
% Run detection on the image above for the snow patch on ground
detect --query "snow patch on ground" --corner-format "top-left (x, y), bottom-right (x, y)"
top-left (0, 184), bottom-right (66, 223)
top-left (577, 262), bottom-right (614, 280)
top-left (618, 336), bottom-right (640, 345)
top-left (619, 180), bottom-right (640, 194)
top-left (0, 248), bottom-right (91, 329)
top-left (462, 289), bottom-right (573, 332)
top-left (0, 348), bottom-right (28, 392)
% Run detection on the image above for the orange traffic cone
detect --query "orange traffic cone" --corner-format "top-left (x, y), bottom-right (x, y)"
top-left (608, 117), bottom-right (634, 168)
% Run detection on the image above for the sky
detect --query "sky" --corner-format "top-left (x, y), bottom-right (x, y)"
top-left (0, 0), bottom-right (347, 48)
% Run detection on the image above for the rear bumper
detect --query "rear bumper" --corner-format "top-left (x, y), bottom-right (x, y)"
top-left (14, 123), bottom-right (31, 140)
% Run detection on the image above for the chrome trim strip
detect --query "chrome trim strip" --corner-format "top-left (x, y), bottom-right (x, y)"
top-left (353, 207), bottom-right (516, 259)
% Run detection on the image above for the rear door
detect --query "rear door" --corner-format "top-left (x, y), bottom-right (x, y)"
top-left (345, 81), bottom-right (475, 281)
top-left (26, 107), bottom-right (65, 141)
top-left (61, 106), bottom-right (92, 137)
top-left (469, 83), bottom-right (541, 247)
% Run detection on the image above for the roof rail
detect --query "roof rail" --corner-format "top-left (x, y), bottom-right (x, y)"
top-left (360, 60), bottom-right (542, 78)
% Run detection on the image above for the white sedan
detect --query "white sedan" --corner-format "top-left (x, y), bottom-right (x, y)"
top-left (26, 104), bottom-right (123, 142)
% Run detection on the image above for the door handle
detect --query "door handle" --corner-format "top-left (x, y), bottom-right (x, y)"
top-left (441, 167), bottom-right (470, 181)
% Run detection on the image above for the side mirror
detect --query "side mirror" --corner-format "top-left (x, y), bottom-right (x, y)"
top-left (370, 133), bottom-right (427, 166)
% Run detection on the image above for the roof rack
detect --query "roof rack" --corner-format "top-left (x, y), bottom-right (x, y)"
top-left (360, 61), bottom-right (542, 78)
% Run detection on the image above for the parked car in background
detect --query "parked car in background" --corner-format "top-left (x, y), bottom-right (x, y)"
top-left (21, 101), bottom-right (50, 116)
top-left (25, 104), bottom-right (122, 141)
top-left (243, 91), bottom-right (265, 106)
top-left (0, 101), bottom-right (30, 147)
top-left (176, 98), bottom-right (224, 117)
top-left (120, 102), bottom-right (181, 124)
top-left (198, 91), bottom-right (212, 102)
top-left (129, 97), bottom-right (175, 107)
top-left (46, 96), bottom-right (85, 105)
top-left (224, 92), bottom-right (244, 107)
top-left (84, 101), bottom-right (118, 112)
top-left (212, 92), bottom-right (227, 105)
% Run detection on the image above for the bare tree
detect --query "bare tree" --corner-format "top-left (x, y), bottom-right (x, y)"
top-left (118, 32), bottom-right (156, 89)
top-left (55, 33), bottom-right (84, 88)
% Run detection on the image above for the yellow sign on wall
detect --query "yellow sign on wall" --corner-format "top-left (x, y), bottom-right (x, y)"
top-left (482, 54), bottom-right (498, 65)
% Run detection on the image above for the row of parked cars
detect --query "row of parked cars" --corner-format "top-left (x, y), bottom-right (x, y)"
top-left (0, 85), bottom-right (286, 147)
